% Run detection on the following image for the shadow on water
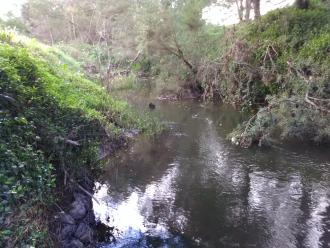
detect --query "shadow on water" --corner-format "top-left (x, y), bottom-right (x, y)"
top-left (94, 99), bottom-right (330, 248)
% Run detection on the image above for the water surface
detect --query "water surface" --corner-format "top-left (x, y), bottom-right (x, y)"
top-left (94, 100), bottom-right (330, 248)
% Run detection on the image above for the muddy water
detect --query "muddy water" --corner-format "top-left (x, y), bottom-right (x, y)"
top-left (94, 100), bottom-right (330, 248)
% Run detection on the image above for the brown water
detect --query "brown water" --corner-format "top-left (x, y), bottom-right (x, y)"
top-left (94, 100), bottom-right (330, 248)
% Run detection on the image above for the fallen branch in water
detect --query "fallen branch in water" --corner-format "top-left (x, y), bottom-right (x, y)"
top-left (238, 98), bottom-right (303, 147)
top-left (76, 183), bottom-right (100, 205)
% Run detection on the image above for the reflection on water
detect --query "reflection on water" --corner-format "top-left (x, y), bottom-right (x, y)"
top-left (95, 163), bottom-right (188, 248)
top-left (94, 101), bottom-right (330, 248)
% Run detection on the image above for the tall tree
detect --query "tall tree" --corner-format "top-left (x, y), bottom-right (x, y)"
top-left (136, 0), bottom-right (214, 90)
top-left (252, 0), bottom-right (260, 19)
top-left (22, 0), bottom-right (67, 43)
top-left (245, 0), bottom-right (252, 20)
top-left (235, 0), bottom-right (244, 22)
top-left (295, 0), bottom-right (310, 9)
top-left (223, 0), bottom-right (258, 22)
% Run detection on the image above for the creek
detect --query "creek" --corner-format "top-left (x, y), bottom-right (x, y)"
top-left (94, 99), bottom-right (330, 248)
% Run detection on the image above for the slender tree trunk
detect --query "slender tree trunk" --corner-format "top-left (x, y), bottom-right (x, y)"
top-left (162, 36), bottom-right (200, 91)
top-left (295, 0), bottom-right (310, 9)
top-left (245, 0), bottom-right (251, 21)
top-left (235, 0), bottom-right (244, 22)
top-left (46, 16), bottom-right (54, 45)
top-left (70, 12), bottom-right (77, 40)
top-left (49, 30), bottom-right (54, 45)
top-left (88, 8), bottom-right (96, 43)
top-left (253, 0), bottom-right (260, 19)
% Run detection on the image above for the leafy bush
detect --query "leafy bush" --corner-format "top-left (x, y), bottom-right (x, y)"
top-left (0, 30), bottom-right (161, 246)
top-left (227, 6), bottom-right (330, 147)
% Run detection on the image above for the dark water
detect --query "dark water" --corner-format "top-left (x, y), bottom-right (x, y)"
top-left (94, 100), bottom-right (330, 248)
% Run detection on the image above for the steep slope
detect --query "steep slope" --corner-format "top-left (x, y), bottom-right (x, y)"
top-left (0, 30), bottom-right (159, 246)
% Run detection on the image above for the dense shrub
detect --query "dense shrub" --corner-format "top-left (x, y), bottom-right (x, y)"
top-left (0, 31), bottom-right (160, 246)
top-left (225, 6), bottom-right (330, 147)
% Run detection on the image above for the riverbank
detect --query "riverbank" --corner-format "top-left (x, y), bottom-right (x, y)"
top-left (0, 30), bottom-right (161, 247)
top-left (221, 5), bottom-right (330, 147)
top-left (52, 134), bottom-right (127, 248)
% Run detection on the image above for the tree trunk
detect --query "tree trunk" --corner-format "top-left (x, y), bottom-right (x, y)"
top-left (295, 0), bottom-right (310, 9)
top-left (245, 0), bottom-right (251, 21)
top-left (235, 0), bottom-right (244, 22)
top-left (253, 0), bottom-right (260, 19)
top-left (70, 12), bottom-right (77, 40)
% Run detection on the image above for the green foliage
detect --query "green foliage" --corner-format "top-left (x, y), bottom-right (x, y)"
top-left (300, 32), bottom-right (330, 62)
top-left (110, 75), bottom-right (138, 91)
top-left (236, 96), bottom-right (330, 146)
top-left (15, 0), bottom-right (330, 147)
top-left (132, 58), bottom-right (152, 73)
top-left (0, 13), bottom-right (28, 34)
top-left (245, 7), bottom-right (330, 43)
top-left (0, 30), bottom-right (160, 246)
top-left (226, 6), bottom-right (330, 146)
top-left (241, 6), bottom-right (330, 73)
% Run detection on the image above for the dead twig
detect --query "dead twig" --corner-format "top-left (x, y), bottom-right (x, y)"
top-left (304, 93), bottom-right (330, 114)
top-left (76, 183), bottom-right (100, 205)
top-left (287, 61), bottom-right (330, 114)
top-left (306, 96), bottom-right (330, 103)
top-left (65, 139), bottom-right (80, 146)
top-left (263, 45), bottom-right (278, 70)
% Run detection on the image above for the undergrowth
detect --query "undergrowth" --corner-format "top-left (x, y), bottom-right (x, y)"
top-left (0, 30), bottom-right (161, 247)
top-left (219, 5), bottom-right (330, 147)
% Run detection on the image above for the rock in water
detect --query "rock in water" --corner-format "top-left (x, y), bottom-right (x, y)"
top-left (60, 224), bottom-right (77, 241)
top-left (69, 200), bottom-right (87, 220)
top-left (74, 223), bottom-right (93, 244)
top-left (60, 213), bottom-right (76, 225)
top-left (68, 239), bottom-right (84, 248)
